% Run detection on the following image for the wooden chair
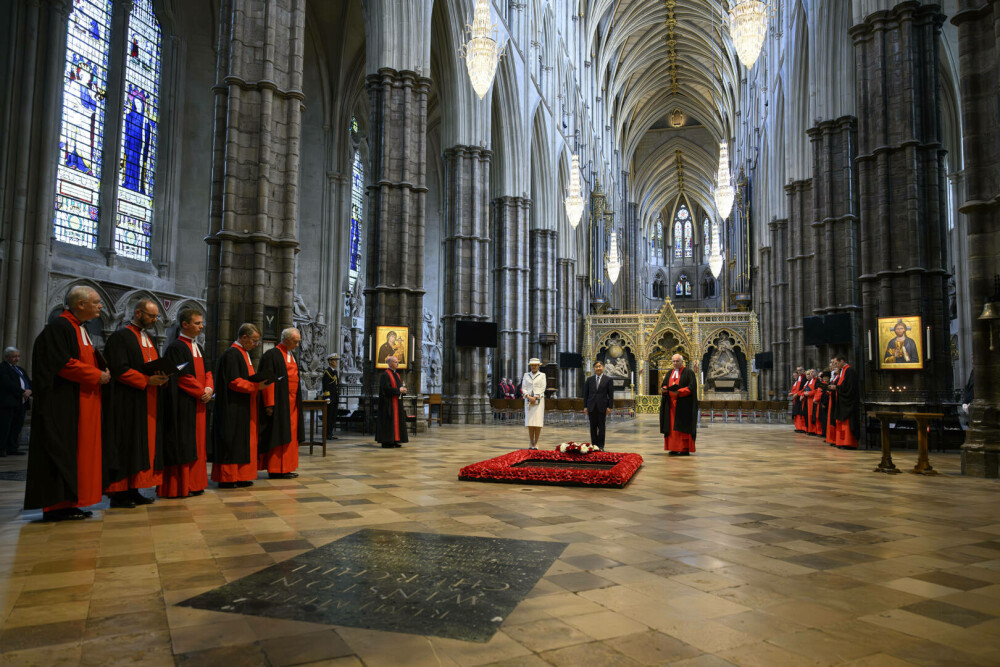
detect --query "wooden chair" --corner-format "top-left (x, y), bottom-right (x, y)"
top-left (427, 393), bottom-right (442, 426)
top-left (544, 397), bottom-right (559, 424)
top-left (570, 398), bottom-right (585, 422)
top-left (555, 398), bottom-right (573, 423)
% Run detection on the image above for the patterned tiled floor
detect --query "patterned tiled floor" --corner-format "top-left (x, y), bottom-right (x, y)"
top-left (2, 416), bottom-right (1000, 666)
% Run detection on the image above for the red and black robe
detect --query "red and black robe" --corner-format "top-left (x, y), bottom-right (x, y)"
top-left (259, 343), bottom-right (303, 473)
top-left (211, 343), bottom-right (259, 482)
top-left (833, 364), bottom-right (861, 449)
top-left (24, 311), bottom-right (104, 511)
top-left (104, 324), bottom-right (163, 493)
top-left (660, 366), bottom-right (698, 453)
top-left (376, 368), bottom-right (408, 445)
top-left (158, 335), bottom-right (213, 497)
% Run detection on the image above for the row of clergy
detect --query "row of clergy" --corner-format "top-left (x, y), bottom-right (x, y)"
top-left (788, 355), bottom-right (861, 449)
top-left (24, 286), bottom-right (303, 521)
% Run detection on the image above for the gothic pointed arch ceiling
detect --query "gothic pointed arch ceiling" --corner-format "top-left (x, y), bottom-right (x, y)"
top-left (585, 0), bottom-right (744, 235)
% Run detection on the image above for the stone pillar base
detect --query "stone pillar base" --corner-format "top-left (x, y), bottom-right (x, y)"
top-left (443, 396), bottom-right (491, 425)
top-left (961, 445), bottom-right (1000, 478)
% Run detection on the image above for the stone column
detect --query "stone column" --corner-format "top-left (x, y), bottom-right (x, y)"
top-left (206, 0), bottom-right (305, 357)
top-left (557, 258), bottom-right (579, 395)
top-left (769, 218), bottom-right (790, 393)
top-left (440, 145), bottom-right (491, 423)
top-left (622, 202), bottom-right (640, 312)
top-left (808, 116), bottom-right (861, 361)
top-left (785, 179), bottom-right (814, 367)
top-left (3, 0), bottom-right (71, 349)
top-left (492, 195), bottom-right (531, 384)
top-left (852, 2), bottom-right (951, 405)
top-left (757, 246), bottom-right (773, 397)
top-left (953, 0), bottom-right (1000, 476)
top-left (530, 228), bottom-right (558, 362)
top-left (362, 68), bottom-right (430, 393)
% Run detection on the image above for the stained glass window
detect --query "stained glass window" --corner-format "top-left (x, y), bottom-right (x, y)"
top-left (703, 218), bottom-right (710, 262)
top-left (54, 0), bottom-right (113, 249)
top-left (114, 0), bottom-right (161, 261)
top-left (676, 274), bottom-right (691, 297)
top-left (348, 119), bottom-right (364, 291)
top-left (684, 220), bottom-right (693, 258)
top-left (673, 204), bottom-right (690, 259)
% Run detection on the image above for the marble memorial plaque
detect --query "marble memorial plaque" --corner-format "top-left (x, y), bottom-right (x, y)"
top-left (178, 528), bottom-right (566, 642)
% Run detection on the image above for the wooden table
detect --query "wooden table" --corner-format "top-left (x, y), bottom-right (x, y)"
top-left (867, 410), bottom-right (943, 475)
top-left (300, 399), bottom-right (328, 456)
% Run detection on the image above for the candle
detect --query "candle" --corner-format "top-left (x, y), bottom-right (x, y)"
top-left (368, 335), bottom-right (372, 362)
top-left (410, 335), bottom-right (414, 363)
top-left (926, 327), bottom-right (931, 360)
top-left (867, 330), bottom-right (873, 361)
top-left (630, 371), bottom-right (634, 385)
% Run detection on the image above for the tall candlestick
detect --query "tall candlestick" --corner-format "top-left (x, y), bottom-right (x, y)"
top-left (926, 327), bottom-right (931, 360)
top-left (368, 335), bottom-right (372, 362)
top-left (867, 330), bottom-right (873, 361)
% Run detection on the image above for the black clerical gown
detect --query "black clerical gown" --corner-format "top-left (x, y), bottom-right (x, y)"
top-left (833, 364), bottom-right (861, 448)
top-left (660, 366), bottom-right (698, 451)
top-left (212, 344), bottom-right (259, 476)
top-left (24, 311), bottom-right (104, 510)
top-left (258, 345), bottom-right (304, 455)
top-left (375, 368), bottom-right (408, 445)
top-left (103, 324), bottom-right (164, 491)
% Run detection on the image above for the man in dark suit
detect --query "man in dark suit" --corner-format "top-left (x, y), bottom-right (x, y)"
top-left (0, 347), bottom-right (31, 456)
top-left (583, 360), bottom-right (615, 451)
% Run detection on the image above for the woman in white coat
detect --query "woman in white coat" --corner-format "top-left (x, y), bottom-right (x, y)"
top-left (522, 358), bottom-right (547, 449)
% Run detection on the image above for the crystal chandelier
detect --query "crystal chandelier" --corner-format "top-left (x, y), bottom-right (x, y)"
top-left (709, 222), bottom-right (724, 279)
top-left (728, 0), bottom-right (769, 70)
top-left (607, 231), bottom-right (622, 284)
top-left (714, 141), bottom-right (734, 220)
top-left (564, 155), bottom-right (585, 228)
top-left (460, 0), bottom-right (505, 100)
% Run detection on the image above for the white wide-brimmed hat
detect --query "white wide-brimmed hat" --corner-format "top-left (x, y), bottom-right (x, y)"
top-left (528, 357), bottom-right (542, 366)
top-left (327, 353), bottom-right (339, 360)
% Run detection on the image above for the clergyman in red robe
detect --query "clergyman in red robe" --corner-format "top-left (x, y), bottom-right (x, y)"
top-left (259, 327), bottom-right (304, 479)
top-left (24, 286), bottom-right (111, 521)
top-left (212, 323), bottom-right (263, 488)
top-left (104, 299), bottom-right (169, 508)
top-left (158, 308), bottom-right (214, 498)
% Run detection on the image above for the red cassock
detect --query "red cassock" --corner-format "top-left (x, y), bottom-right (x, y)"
top-left (106, 325), bottom-right (162, 493)
top-left (211, 344), bottom-right (258, 483)
top-left (807, 378), bottom-right (823, 435)
top-left (825, 373), bottom-right (839, 445)
top-left (665, 368), bottom-right (695, 453)
top-left (158, 335), bottom-right (213, 497)
top-left (835, 364), bottom-right (860, 449)
top-left (47, 312), bottom-right (104, 511)
top-left (791, 376), bottom-right (807, 432)
top-left (259, 343), bottom-right (299, 474)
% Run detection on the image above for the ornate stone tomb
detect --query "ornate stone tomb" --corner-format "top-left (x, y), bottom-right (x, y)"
top-left (178, 529), bottom-right (566, 642)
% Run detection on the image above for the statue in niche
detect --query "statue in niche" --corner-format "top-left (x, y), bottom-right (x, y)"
top-left (602, 341), bottom-right (631, 378)
top-left (348, 278), bottom-right (364, 320)
top-left (342, 333), bottom-right (355, 371)
top-left (708, 339), bottom-right (740, 382)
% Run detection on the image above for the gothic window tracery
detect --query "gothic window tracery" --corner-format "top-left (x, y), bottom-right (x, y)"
top-left (673, 203), bottom-right (691, 259)
top-left (676, 274), bottom-right (691, 297)
top-left (348, 117), bottom-right (364, 292)
top-left (54, 0), bottom-right (163, 261)
top-left (703, 218), bottom-right (711, 262)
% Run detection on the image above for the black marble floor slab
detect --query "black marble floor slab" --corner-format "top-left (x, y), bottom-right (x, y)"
top-left (178, 528), bottom-right (567, 642)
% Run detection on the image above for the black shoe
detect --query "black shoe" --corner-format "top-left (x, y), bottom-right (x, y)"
top-left (130, 489), bottom-right (155, 505)
top-left (189, 490), bottom-right (205, 496)
top-left (327, 436), bottom-right (339, 440)
top-left (236, 481), bottom-right (254, 487)
top-left (268, 472), bottom-right (299, 480)
top-left (218, 482), bottom-right (238, 489)
top-left (679, 451), bottom-right (691, 456)
top-left (43, 508), bottom-right (88, 521)
top-left (381, 443), bottom-right (394, 448)
top-left (668, 451), bottom-right (680, 456)
top-left (394, 443), bottom-right (403, 448)
top-left (109, 493), bottom-right (136, 509)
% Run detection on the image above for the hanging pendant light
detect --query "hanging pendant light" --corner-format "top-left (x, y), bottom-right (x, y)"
top-left (607, 230), bottom-right (622, 284)
top-left (709, 222), bottom-right (724, 279)
top-left (728, 0), bottom-right (769, 70)
top-left (460, 0), bottom-right (505, 100)
top-left (714, 141), bottom-right (735, 220)
top-left (565, 154), bottom-right (585, 228)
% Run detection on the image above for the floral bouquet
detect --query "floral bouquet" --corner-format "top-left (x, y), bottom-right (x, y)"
top-left (556, 442), bottom-right (599, 455)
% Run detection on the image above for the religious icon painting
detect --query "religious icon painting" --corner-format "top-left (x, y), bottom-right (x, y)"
top-left (375, 325), bottom-right (408, 369)
top-left (877, 315), bottom-right (923, 370)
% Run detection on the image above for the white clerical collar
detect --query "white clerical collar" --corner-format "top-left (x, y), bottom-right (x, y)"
top-left (180, 335), bottom-right (201, 357)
